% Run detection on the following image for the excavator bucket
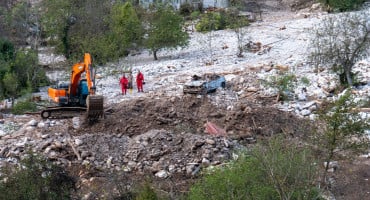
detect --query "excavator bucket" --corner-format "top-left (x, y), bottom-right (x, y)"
top-left (86, 95), bottom-right (104, 120)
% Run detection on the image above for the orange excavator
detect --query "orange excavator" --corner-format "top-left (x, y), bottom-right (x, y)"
top-left (41, 53), bottom-right (104, 120)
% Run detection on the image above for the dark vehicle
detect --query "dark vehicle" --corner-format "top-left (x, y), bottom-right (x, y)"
top-left (183, 74), bottom-right (226, 94)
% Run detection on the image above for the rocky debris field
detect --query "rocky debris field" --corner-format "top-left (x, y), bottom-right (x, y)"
top-left (0, 91), bottom-right (317, 198)
top-left (2, 0), bottom-right (370, 199)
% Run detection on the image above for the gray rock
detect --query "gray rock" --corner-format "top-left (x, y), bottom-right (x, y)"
top-left (300, 109), bottom-right (311, 116)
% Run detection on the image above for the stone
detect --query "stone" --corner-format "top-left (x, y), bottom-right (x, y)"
top-left (205, 139), bottom-right (215, 145)
top-left (155, 170), bottom-right (169, 178)
top-left (27, 119), bottom-right (38, 126)
top-left (37, 122), bottom-right (46, 128)
top-left (300, 109), bottom-right (311, 116)
top-left (75, 139), bottom-right (83, 146)
top-left (202, 158), bottom-right (210, 166)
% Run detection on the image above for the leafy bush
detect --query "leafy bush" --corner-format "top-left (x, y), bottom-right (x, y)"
top-left (263, 72), bottom-right (298, 101)
top-left (190, 11), bottom-right (201, 20)
top-left (319, 0), bottom-right (365, 11)
top-left (196, 12), bottom-right (226, 32)
top-left (188, 136), bottom-right (320, 200)
top-left (179, 3), bottom-right (193, 17)
top-left (195, 10), bottom-right (249, 33)
top-left (135, 182), bottom-right (159, 200)
top-left (0, 153), bottom-right (75, 200)
top-left (11, 100), bottom-right (37, 114)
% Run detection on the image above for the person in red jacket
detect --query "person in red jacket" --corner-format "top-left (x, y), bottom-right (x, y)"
top-left (136, 70), bottom-right (144, 92)
top-left (120, 74), bottom-right (128, 95)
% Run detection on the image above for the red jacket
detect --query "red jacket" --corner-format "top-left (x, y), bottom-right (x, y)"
top-left (120, 76), bottom-right (128, 87)
top-left (136, 72), bottom-right (144, 83)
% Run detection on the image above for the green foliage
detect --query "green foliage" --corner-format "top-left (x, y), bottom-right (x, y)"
top-left (188, 136), bottom-right (320, 200)
top-left (110, 2), bottom-right (144, 51)
top-left (315, 91), bottom-right (370, 172)
top-left (195, 10), bottom-right (249, 33)
top-left (179, 3), bottom-right (193, 16)
top-left (0, 38), bottom-right (15, 62)
top-left (2, 72), bottom-right (18, 98)
top-left (195, 12), bottom-right (225, 32)
top-left (300, 76), bottom-right (310, 85)
top-left (0, 153), bottom-right (75, 200)
top-left (0, 46), bottom-right (49, 100)
top-left (41, 0), bottom-right (145, 64)
top-left (190, 11), bottom-right (201, 20)
top-left (135, 182), bottom-right (159, 200)
top-left (11, 100), bottom-right (37, 114)
top-left (145, 4), bottom-right (189, 60)
top-left (8, 49), bottom-right (49, 93)
top-left (263, 72), bottom-right (309, 101)
top-left (41, 0), bottom-right (75, 55)
top-left (313, 91), bottom-right (370, 187)
top-left (319, 0), bottom-right (365, 11)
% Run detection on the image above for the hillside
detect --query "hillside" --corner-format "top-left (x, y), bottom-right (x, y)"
top-left (1, 1), bottom-right (370, 199)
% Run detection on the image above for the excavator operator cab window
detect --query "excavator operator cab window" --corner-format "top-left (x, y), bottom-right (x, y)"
top-left (58, 82), bottom-right (69, 89)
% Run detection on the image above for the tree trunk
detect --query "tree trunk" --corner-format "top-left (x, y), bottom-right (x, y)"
top-left (153, 50), bottom-right (158, 60)
top-left (345, 66), bottom-right (353, 86)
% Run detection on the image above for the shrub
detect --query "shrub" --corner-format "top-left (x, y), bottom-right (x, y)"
top-left (188, 136), bottom-right (320, 200)
top-left (180, 3), bottom-right (193, 17)
top-left (0, 153), bottom-right (76, 200)
top-left (190, 11), bottom-right (201, 20)
top-left (319, 0), bottom-right (365, 11)
top-left (195, 12), bottom-right (226, 32)
top-left (11, 100), bottom-right (37, 114)
top-left (263, 72), bottom-right (298, 101)
top-left (135, 182), bottom-right (159, 200)
top-left (315, 90), bottom-right (370, 186)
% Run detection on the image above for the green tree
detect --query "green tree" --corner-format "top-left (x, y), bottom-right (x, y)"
top-left (110, 2), bottom-right (144, 53)
top-left (145, 4), bottom-right (189, 60)
top-left (11, 49), bottom-right (47, 91)
top-left (188, 136), bottom-right (319, 200)
top-left (314, 91), bottom-right (370, 186)
top-left (41, 0), bottom-right (74, 56)
top-left (309, 10), bottom-right (370, 86)
top-left (2, 72), bottom-right (18, 104)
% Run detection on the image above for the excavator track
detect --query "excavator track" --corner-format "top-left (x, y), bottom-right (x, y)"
top-left (86, 95), bottom-right (104, 120)
top-left (41, 107), bottom-right (87, 119)
top-left (41, 95), bottom-right (104, 120)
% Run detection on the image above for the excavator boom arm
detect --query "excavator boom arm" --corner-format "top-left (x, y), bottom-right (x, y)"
top-left (68, 53), bottom-right (96, 96)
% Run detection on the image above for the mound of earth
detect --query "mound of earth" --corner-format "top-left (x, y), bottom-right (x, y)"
top-left (81, 95), bottom-right (313, 141)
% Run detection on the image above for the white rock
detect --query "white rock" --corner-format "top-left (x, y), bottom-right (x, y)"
top-left (300, 109), bottom-right (311, 116)
top-left (155, 170), bottom-right (169, 178)
top-left (27, 119), bottom-right (38, 126)
top-left (75, 139), bottom-right (83, 146)
top-left (37, 122), bottom-right (46, 128)
top-left (202, 158), bottom-right (210, 166)
top-left (0, 129), bottom-right (6, 136)
top-left (72, 117), bottom-right (80, 129)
